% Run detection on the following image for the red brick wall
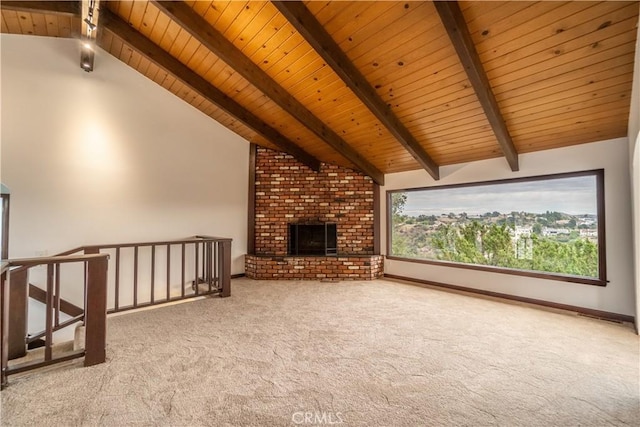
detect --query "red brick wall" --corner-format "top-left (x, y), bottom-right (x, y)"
top-left (254, 147), bottom-right (375, 256)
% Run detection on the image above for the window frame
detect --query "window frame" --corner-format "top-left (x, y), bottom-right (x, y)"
top-left (386, 169), bottom-right (607, 287)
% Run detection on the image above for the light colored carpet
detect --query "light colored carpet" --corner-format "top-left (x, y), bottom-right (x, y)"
top-left (1, 278), bottom-right (638, 426)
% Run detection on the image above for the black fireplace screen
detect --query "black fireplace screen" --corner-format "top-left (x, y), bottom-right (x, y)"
top-left (288, 223), bottom-right (337, 256)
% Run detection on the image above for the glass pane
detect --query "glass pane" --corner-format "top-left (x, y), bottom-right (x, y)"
top-left (389, 172), bottom-right (602, 280)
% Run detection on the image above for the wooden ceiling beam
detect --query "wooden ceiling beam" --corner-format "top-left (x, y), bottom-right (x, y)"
top-left (434, 1), bottom-right (519, 171)
top-left (99, 8), bottom-right (321, 172)
top-left (153, 0), bottom-right (384, 185)
top-left (0, 1), bottom-right (80, 16)
top-left (272, 1), bottom-right (440, 181)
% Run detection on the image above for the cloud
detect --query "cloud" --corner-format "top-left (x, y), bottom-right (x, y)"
top-left (402, 176), bottom-right (597, 216)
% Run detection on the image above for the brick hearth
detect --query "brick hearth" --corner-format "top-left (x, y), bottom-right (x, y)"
top-left (245, 255), bottom-right (384, 280)
top-left (246, 147), bottom-right (383, 280)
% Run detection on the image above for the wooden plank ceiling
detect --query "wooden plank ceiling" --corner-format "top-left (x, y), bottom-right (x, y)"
top-left (2, 1), bottom-right (638, 184)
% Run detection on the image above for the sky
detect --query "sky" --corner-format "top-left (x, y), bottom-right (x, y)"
top-left (400, 175), bottom-right (598, 216)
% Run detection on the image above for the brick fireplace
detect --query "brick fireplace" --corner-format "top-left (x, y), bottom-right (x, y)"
top-left (245, 146), bottom-right (383, 280)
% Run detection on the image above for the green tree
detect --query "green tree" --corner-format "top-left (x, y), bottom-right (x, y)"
top-left (391, 199), bottom-right (598, 279)
top-left (430, 224), bottom-right (460, 262)
top-left (391, 192), bottom-right (407, 219)
top-left (482, 224), bottom-right (515, 266)
top-left (532, 223), bottom-right (542, 235)
top-left (430, 222), bottom-right (516, 267)
top-left (391, 231), bottom-right (417, 258)
top-left (528, 236), bottom-right (598, 277)
top-left (390, 192), bottom-right (417, 257)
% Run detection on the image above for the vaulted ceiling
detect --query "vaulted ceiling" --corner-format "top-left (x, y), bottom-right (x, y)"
top-left (2, 1), bottom-right (638, 185)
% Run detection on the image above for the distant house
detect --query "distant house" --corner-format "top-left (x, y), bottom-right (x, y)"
top-left (513, 226), bottom-right (533, 240)
top-left (580, 229), bottom-right (598, 238)
top-left (579, 219), bottom-right (596, 226)
top-left (512, 226), bottom-right (534, 260)
top-left (542, 227), bottom-right (570, 237)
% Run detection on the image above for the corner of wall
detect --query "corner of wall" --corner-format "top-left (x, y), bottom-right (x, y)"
top-left (633, 137), bottom-right (640, 333)
top-left (629, 16), bottom-right (640, 333)
top-left (629, 16), bottom-right (640, 150)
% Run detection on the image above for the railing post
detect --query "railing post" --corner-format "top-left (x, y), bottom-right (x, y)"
top-left (84, 250), bottom-right (108, 367)
top-left (218, 240), bottom-right (231, 298)
top-left (1, 268), bottom-right (9, 389)
top-left (7, 267), bottom-right (28, 360)
top-left (44, 264), bottom-right (54, 361)
top-left (207, 241), bottom-right (213, 291)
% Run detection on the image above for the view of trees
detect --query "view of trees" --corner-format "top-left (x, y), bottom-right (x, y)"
top-left (390, 192), bottom-right (599, 279)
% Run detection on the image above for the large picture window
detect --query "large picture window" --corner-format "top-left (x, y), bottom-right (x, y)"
top-left (387, 170), bottom-right (606, 286)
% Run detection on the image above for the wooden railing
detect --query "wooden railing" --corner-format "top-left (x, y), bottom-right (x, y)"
top-left (0, 235), bottom-right (232, 389)
top-left (1, 253), bottom-right (108, 389)
top-left (83, 235), bottom-right (231, 313)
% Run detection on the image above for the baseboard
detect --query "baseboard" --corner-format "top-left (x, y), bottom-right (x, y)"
top-left (231, 273), bottom-right (246, 279)
top-left (384, 274), bottom-right (635, 325)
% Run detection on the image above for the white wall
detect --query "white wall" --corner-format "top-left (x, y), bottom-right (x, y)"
top-left (632, 135), bottom-right (640, 328)
top-left (628, 16), bottom-right (640, 330)
top-left (628, 17), bottom-right (640, 149)
top-left (0, 34), bottom-right (249, 274)
top-left (381, 138), bottom-right (635, 317)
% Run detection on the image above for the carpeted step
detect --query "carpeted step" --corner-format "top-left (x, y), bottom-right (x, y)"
top-left (7, 339), bottom-right (76, 368)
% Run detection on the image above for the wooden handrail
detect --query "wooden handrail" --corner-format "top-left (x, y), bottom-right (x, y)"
top-left (1, 234), bottom-right (232, 388)
top-left (8, 253), bottom-right (109, 267)
top-left (52, 247), bottom-right (85, 257)
top-left (0, 262), bottom-right (8, 276)
top-left (84, 236), bottom-right (231, 251)
top-left (9, 236), bottom-right (230, 263)
top-left (194, 235), bottom-right (233, 241)
top-left (27, 313), bottom-right (84, 343)
top-left (28, 284), bottom-right (83, 317)
top-left (1, 253), bottom-right (109, 388)
top-left (79, 235), bottom-right (233, 311)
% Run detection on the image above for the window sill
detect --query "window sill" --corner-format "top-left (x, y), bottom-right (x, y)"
top-left (385, 255), bottom-right (607, 287)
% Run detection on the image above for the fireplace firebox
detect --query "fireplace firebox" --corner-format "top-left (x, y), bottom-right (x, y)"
top-left (288, 223), bottom-right (337, 256)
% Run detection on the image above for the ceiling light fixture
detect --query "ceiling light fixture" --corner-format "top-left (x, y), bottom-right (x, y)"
top-left (84, 17), bottom-right (97, 32)
top-left (80, 0), bottom-right (100, 72)
top-left (84, 0), bottom-right (97, 35)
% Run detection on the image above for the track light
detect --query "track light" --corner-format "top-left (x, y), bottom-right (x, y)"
top-left (80, 0), bottom-right (99, 72)
top-left (84, 17), bottom-right (97, 31)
